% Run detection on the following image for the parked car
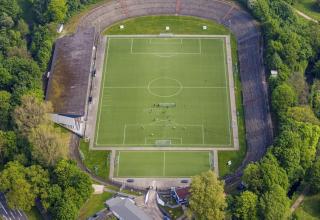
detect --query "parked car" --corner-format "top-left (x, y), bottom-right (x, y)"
top-left (127, 179), bottom-right (134, 183)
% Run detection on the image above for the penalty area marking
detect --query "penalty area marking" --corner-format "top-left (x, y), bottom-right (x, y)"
top-left (130, 38), bottom-right (202, 55)
top-left (122, 123), bottom-right (205, 145)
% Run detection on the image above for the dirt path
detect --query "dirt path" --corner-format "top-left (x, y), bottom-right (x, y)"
top-left (294, 9), bottom-right (318, 23)
top-left (290, 186), bottom-right (310, 213)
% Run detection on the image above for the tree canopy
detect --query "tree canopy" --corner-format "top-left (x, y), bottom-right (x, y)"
top-left (188, 170), bottom-right (226, 220)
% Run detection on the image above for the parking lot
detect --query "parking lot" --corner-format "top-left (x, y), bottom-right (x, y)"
top-left (0, 193), bottom-right (27, 220)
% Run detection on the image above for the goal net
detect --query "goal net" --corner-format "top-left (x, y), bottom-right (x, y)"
top-left (155, 140), bottom-right (171, 146)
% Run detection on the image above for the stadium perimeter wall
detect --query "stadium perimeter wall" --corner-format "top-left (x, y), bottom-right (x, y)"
top-left (78, 0), bottom-right (273, 186)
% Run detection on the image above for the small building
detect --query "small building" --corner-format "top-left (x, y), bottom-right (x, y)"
top-left (45, 28), bottom-right (96, 136)
top-left (270, 70), bottom-right (278, 77)
top-left (171, 187), bottom-right (190, 205)
top-left (105, 197), bottom-right (151, 220)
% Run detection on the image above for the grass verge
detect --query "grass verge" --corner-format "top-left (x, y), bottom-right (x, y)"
top-left (78, 192), bottom-right (114, 220)
top-left (79, 139), bottom-right (110, 179)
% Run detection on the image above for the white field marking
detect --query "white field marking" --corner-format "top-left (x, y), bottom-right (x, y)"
top-left (95, 143), bottom-right (231, 147)
top-left (117, 152), bottom-right (120, 177)
top-left (199, 38), bottom-right (202, 54)
top-left (130, 38), bottom-right (133, 54)
top-left (95, 37), bottom-right (111, 145)
top-left (131, 52), bottom-right (201, 55)
top-left (221, 38), bottom-right (232, 146)
top-left (104, 86), bottom-right (226, 89)
top-left (125, 123), bottom-right (204, 127)
top-left (145, 137), bottom-right (182, 144)
top-left (124, 124), bottom-right (203, 145)
top-left (163, 152), bottom-right (166, 177)
top-left (122, 124), bottom-right (127, 144)
top-left (148, 38), bottom-right (183, 45)
top-left (153, 54), bottom-right (177, 58)
top-left (202, 124), bottom-right (205, 144)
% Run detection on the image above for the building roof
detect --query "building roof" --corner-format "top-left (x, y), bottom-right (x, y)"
top-left (106, 197), bottom-right (151, 220)
top-left (45, 28), bottom-right (95, 116)
top-left (175, 187), bottom-right (190, 201)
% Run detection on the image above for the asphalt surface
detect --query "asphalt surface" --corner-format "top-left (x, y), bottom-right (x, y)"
top-left (0, 193), bottom-right (27, 220)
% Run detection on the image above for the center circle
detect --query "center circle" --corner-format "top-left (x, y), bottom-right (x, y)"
top-left (147, 77), bottom-right (183, 97)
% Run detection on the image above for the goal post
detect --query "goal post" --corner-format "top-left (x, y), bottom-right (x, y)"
top-left (157, 103), bottom-right (176, 108)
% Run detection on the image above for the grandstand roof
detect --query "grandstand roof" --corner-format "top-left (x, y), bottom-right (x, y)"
top-left (46, 28), bottom-right (95, 116)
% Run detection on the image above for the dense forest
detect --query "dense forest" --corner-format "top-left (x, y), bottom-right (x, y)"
top-left (0, 0), bottom-right (101, 219)
top-left (230, 0), bottom-right (320, 219)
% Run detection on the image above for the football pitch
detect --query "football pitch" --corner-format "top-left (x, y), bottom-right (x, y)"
top-left (95, 35), bottom-right (235, 147)
top-left (115, 151), bottom-right (212, 177)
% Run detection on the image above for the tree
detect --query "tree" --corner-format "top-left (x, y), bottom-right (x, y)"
top-left (243, 152), bottom-right (289, 194)
top-left (287, 73), bottom-right (309, 104)
top-left (29, 123), bottom-right (68, 166)
top-left (0, 0), bottom-right (21, 21)
top-left (272, 83), bottom-right (297, 115)
top-left (0, 161), bottom-right (35, 211)
top-left (51, 197), bottom-right (78, 220)
top-left (188, 170), bottom-right (226, 220)
top-left (259, 185), bottom-right (290, 220)
top-left (0, 67), bottom-right (12, 90)
top-left (0, 90), bottom-right (11, 129)
top-left (25, 165), bottom-right (50, 196)
top-left (234, 191), bottom-right (258, 220)
top-left (40, 184), bottom-right (62, 210)
top-left (53, 160), bottom-right (92, 203)
top-left (0, 12), bottom-right (14, 28)
top-left (3, 57), bottom-right (42, 104)
top-left (308, 159), bottom-right (320, 193)
top-left (272, 129), bottom-right (304, 182)
top-left (0, 131), bottom-right (17, 164)
top-left (48, 0), bottom-right (67, 22)
top-left (13, 95), bottom-right (52, 137)
top-left (286, 106), bottom-right (320, 125)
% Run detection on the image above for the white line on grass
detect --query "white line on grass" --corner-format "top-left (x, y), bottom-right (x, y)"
top-left (202, 124), bottom-right (205, 144)
top-left (104, 86), bottom-right (227, 89)
top-left (199, 38), bottom-right (202, 54)
top-left (130, 38), bottom-right (133, 54)
top-left (131, 52), bottom-right (201, 55)
top-left (123, 124), bottom-right (127, 144)
top-left (117, 152), bottom-right (120, 177)
top-left (221, 38), bottom-right (232, 146)
top-left (163, 152), bottom-right (166, 177)
top-left (95, 37), bottom-right (111, 145)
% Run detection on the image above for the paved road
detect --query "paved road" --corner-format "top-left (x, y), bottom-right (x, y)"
top-left (0, 193), bottom-right (27, 220)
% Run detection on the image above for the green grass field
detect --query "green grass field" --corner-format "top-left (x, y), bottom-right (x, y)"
top-left (78, 192), bottom-right (114, 220)
top-left (79, 140), bottom-right (110, 179)
top-left (115, 151), bottom-right (211, 177)
top-left (95, 36), bottom-right (232, 147)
